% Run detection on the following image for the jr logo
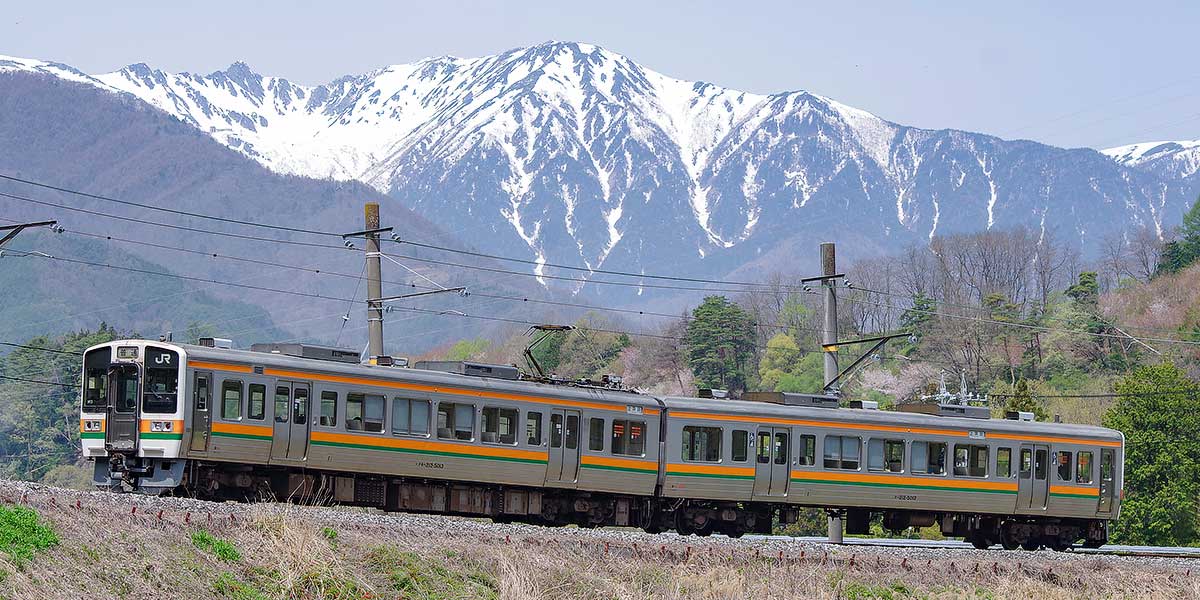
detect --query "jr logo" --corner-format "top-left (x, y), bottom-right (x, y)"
top-left (154, 354), bottom-right (172, 365)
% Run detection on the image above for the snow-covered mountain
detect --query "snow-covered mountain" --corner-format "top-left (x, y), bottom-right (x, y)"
top-left (3, 43), bottom-right (1197, 298)
top-left (1104, 139), bottom-right (1200, 181)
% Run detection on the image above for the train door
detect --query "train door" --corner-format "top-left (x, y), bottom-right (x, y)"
top-left (1097, 448), bottom-right (1116, 514)
top-left (546, 409), bottom-right (580, 487)
top-left (753, 427), bottom-right (790, 498)
top-left (189, 371), bottom-right (212, 453)
top-left (287, 384), bottom-right (310, 460)
top-left (105, 364), bottom-right (139, 451)
top-left (270, 381), bottom-right (310, 461)
top-left (1017, 444), bottom-right (1049, 511)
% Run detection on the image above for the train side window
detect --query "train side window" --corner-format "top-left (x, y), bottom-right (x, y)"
top-left (868, 439), bottom-right (904, 473)
top-left (757, 431), bottom-right (772, 464)
top-left (346, 393), bottom-right (364, 430)
top-left (564, 415), bottom-right (579, 450)
top-left (682, 426), bottom-right (722, 462)
top-left (731, 430), bottom-right (749, 462)
top-left (550, 414), bottom-right (562, 448)
top-left (320, 392), bottom-right (338, 427)
top-left (392, 398), bottom-right (432, 437)
top-left (1034, 449), bottom-right (1048, 480)
top-left (1100, 450), bottom-right (1113, 483)
top-left (1056, 451), bottom-right (1073, 481)
top-left (293, 387), bottom-right (308, 425)
top-left (774, 432), bottom-right (789, 465)
top-left (997, 447), bottom-right (1013, 478)
top-left (1020, 448), bottom-right (1033, 479)
top-left (1076, 451), bottom-right (1093, 484)
top-left (611, 419), bottom-right (645, 456)
top-left (953, 445), bottom-right (988, 477)
top-left (482, 406), bottom-right (518, 445)
top-left (275, 386), bottom-right (291, 423)
top-left (799, 434), bottom-right (816, 466)
top-left (221, 380), bottom-right (242, 420)
top-left (912, 441), bottom-right (947, 475)
top-left (824, 435), bottom-right (861, 470)
top-left (527, 412), bottom-right (543, 445)
top-left (437, 402), bottom-right (474, 441)
top-left (588, 417), bottom-right (605, 451)
top-left (247, 384), bottom-right (266, 421)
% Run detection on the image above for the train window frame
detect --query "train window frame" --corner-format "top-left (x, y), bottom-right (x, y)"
top-left (1056, 450), bottom-right (1073, 482)
top-left (996, 447), bottom-right (1014, 478)
top-left (220, 380), bottom-right (243, 421)
top-left (482, 406), bottom-right (518, 445)
top-left (1076, 451), bottom-right (1093, 484)
top-left (83, 368), bottom-right (108, 412)
top-left (588, 417), bottom-right (605, 451)
top-left (682, 425), bottom-right (722, 463)
top-left (799, 434), bottom-right (816, 466)
top-left (392, 397), bottom-right (432, 438)
top-left (953, 444), bottom-right (989, 478)
top-left (436, 401), bottom-right (475, 441)
top-left (823, 435), bottom-right (862, 470)
top-left (912, 441), bottom-right (947, 476)
top-left (526, 411), bottom-right (543, 446)
top-left (611, 419), bottom-right (646, 457)
top-left (274, 385), bottom-right (290, 424)
top-left (867, 438), bottom-right (905, 473)
top-left (319, 391), bottom-right (338, 427)
top-left (1019, 448), bottom-right (1033, 479)
top-left (731, 429), bottom-right (749, 462)
top-left (247, 384), bottom-right (266, 421)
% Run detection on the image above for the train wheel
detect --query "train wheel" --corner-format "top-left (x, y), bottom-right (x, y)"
top-left (970, 536), bottom-right (991, 550)
top-left (1021, 539), bottom-right (1041, 551)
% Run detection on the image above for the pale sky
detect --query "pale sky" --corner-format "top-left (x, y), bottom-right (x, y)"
top-left (3, 0), bottom-right (1197, 150)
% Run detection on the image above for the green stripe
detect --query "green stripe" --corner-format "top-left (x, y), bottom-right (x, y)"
top-left (793, 478), bottom-right (1017, 495)
top-left (80, 432), bottom-right (105, 439)
top-left (583, 463), bottom-right (657, 475)
top-left (212, 430), bottom-right (272, 441)
top-left (140, 432), bottom-right (183, 440)
top-left (310, 439), bottom-right (547, 465)
top-left (1050, 492), bottom-right (1095, 498)
top-left (666, 471), bottom-right (756, 480)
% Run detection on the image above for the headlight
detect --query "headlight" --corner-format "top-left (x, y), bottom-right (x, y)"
top-left (151, 422), bottom-right (163, 431)
top-left (163, 421), bottom-right (172, 431)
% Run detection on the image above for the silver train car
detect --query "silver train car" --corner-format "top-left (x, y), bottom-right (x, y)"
top-left (79, 339), bottom-right (1123, 549)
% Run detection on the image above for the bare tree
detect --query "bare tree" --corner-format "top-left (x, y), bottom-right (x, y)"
top-left (1127, 226), bottom-right (1165, 283)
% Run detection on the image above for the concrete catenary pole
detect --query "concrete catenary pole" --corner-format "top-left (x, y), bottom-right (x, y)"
top-left (821, 241), bottom-right (844, 544)
top-left (365, 203), bottom-right (384, 361)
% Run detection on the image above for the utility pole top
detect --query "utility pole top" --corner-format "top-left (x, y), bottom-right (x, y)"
top-left (365, 203), bottom-right (380, 229)
top-left (0, 220), bottom-right (58, 248)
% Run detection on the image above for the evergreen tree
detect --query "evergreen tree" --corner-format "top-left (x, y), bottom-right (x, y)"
top-left (685, 296), bottom-right (756, 393)
top-left (1103, 363), bottom-right (1200, 546)
top-left (1000, 379), bottom-right (1049, 421)
top-left (899, 293), bottom-right (935, 342)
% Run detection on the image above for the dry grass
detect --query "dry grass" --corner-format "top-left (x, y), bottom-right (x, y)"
top-left (0, 484), bottom-right (1195, 600)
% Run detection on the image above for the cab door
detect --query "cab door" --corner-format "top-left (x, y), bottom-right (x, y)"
top-left (1017, 444), bottom-right (1050, 511)
top-left (1097, 448), bottom-right (1116, 514)
top-left (188, 371), bottom-right (212, 453)
top-left (753, 427), bottom-right (790, 498)
top-left (546, 409), bottom-right (580, 487)
top-left (105, 364), bottom-right (139, 452)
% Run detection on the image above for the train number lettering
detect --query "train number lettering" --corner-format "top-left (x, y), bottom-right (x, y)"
top-left (893, 494), bottom-right (918, 501)
top-left (416, 461), bottom-right (445, 470)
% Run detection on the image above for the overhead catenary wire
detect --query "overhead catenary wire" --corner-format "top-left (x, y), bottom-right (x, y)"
top-left (0, 374), bottom-right (78, 388)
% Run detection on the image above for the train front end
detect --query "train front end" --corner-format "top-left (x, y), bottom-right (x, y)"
top-left (80, 340), bottom-right (187, 494)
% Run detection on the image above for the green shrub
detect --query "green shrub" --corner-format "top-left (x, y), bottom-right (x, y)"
top-left (0, 505), bottom-right (59, 564)
top-left (192, 530), bottom-right (242, 562)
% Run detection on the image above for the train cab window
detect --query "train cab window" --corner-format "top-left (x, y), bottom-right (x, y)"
top-left (527, 412), bottom-right (543, 445)
top-left (732, 430), bottom-right (749, 462)
top-left (248, 384), bottom-right (266, 421)
top-left (274, 386), bottom-right (290, 423)
top-left (588, 418), bottom-right (605, 451)
top-left (682, 426), bottom-right (722, 462)
top-left (824, 435), bottom-right (861, 470)
top-left (1076, 451), bottom-right (1093, 484)
top-left (221, 380), bottom-right (242, 420)
top-left (83, 369), bottom-right (108, 412)
top-left (482, 407), bottom-right (518, 445)
top-left (996, 447), bottom-right (1013, 478)
top-left (1019, 448), bottom-right (1033, 479)
top-left (143, 366), bottom-right (179, 413)
top-left (611, 419), bottom-right (645, 456)
top-left (320, 392), bottom-right (337, 427)
top-left (868, 439), bottom-right (905, 473)
top-left (953, 445), bottom-right (988, 477)
top-left (1056, 451), bottom-right (1073, 481)
top-left (799, 434), bottom-right (816, 466)
top-left (437, 402), bottom-right (474, 441)
top-left (392, 398), bottom-right (431, 437)
top-left (912, 441), bottom-right (947, 475)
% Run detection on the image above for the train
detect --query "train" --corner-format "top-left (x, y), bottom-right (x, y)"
top-left (79, 337), bottom-right (1123, 550)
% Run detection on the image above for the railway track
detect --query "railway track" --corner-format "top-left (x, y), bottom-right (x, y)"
top-left (748, 535), bottom-right (1200, 558)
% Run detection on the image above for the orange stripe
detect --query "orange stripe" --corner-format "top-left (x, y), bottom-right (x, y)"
top-left (192, 361), bottom-right (656, 415)
top-left (211, 421), bottom-right (273, 437)
top-left (791, 470), bottom-right (1018, 492)
top-left (671, 411), bottom-right (1119, 447)
top-left (1050, 485), bottom-right (1100, 497)
top-left (666, 463), bottom-right (756, 477)
top-left (581, 455), bottom-right (658, 471)
top-left (310, 430), bottom-right (547, 462)
top-left (139, 419), bottom-right (184, 433)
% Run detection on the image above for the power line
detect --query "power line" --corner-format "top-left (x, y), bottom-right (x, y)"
top-left (0, 342), bottom-right (82, 356)
top-left (0, 374), bottom-right (77, 388)
top-left (0, 173), bottom-right (343, 238)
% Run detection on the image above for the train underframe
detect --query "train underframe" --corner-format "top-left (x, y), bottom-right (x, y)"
top-left (98, 456), bottom-right (1108, 549)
